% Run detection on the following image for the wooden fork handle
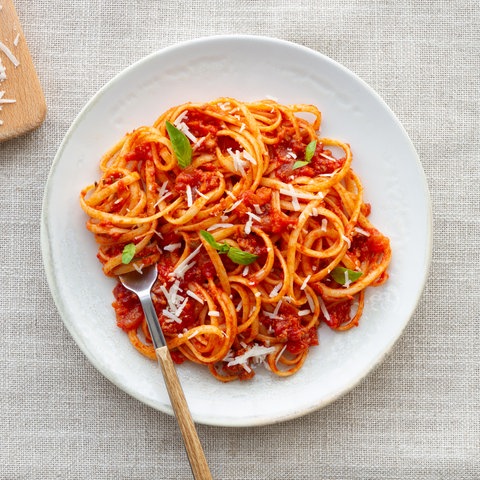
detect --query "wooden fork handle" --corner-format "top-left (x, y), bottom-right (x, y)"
top-left (155, 346), bottom-right (213, 480)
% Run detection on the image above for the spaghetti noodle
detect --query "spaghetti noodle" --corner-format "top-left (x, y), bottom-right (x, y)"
top-left (80, 97), bottom-right (391, 381)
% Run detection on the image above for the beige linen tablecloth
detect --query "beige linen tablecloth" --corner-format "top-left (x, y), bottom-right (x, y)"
top-left (1, 1), bottom-right (478, 478)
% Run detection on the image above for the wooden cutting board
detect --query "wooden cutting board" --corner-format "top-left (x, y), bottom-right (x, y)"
top-left (0, 0), bottom-right (46, 142)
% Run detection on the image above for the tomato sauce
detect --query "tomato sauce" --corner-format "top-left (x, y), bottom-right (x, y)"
top-left (112, 283), bottom-right (144, 331)
top-left (269, 138), bottom-right (346, 182)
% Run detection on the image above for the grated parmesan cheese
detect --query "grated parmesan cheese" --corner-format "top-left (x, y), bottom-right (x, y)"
top-left (318, 295), bottom-right (331, 321)
top-left (269, 282), bottom-right (283, 298)
top-left (164, 243), bottom-right (181, 252)
top-left (242, 150), bottom-right (257, 165)
top-left (354, 226), bottom-right (370, 236)
top-left (194, 187), bottom-right (209, 199)
top-left (132, 263), bottom-right (144, 274)
top-left (263, 310), bottom-right (282, 320)
top-left (306, 293), bottom-right (315, 312)
top-left (342, 234), bottom-right (351, 248)
top-left (186, 184), bottom-right (193, 207)
top-left (227, 148), bottom-right (247, 175)
top-left (170, 245), bottom-right (201, 279)
top-left (253, 204), bottom-right (262, 215)
top-left (225, 198), bottom-right (243, 213)
top-left (176, 121), bottom-right (197, 142)
top-left (186, 289), bottom-right (204, 304)
top-left (0, 41), bottom-right (19, 67)
top-left (173, 110), bottom-right (188, 126)
top-left (206, 223), bottom-right (234, 231)
top-left (226, 344), bottom-right (276, 367)
top-left (300, 274), bottom-right (311, 290)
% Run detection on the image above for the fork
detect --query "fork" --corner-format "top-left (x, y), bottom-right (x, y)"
top-left (119, 264), bottom-right (213, 480)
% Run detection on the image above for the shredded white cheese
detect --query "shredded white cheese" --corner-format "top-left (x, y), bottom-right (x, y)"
top-left (163, 309), bottom-right (182, 324)
top-left (132, 263), bottom-right (144, 274)
top-left (342, 234), bottom-right (351, 248)
top-left (186, 289), bottom-right (204, 304)
top-left (354, 226), bottom-right (370, 236)
top-left (176, 121), bottom-right (197, 142)
top-left (0, 59), bottom-right (6, 82)
top-left (186, 185), bottom-right (193, 207)
top-left (206, 223), bottom-right (234, 231)
top-left (194, 187), bottom-right (209, 199)
top-left (173, 110), bottom-right (188, 126)
top-left (253, 204), bottom-right (262, 215)
top-left (170, 245), bottom-right (201, 279)
top-left (225, 198), bottom-right (243, 213)
top-left (164, 243), bottom-right (181, 252)
top-left (273, 300), bottom-right (282, 316)
top-left (226, 344), bottom-right (276, 367)
top-left (228, 148), bottom-right (247, 175)
top-left (320, 152), bottom-right (336, 162)
top-left (0, 41), bottom-right (19, 67)
top-left (154, 191), bottom-right (172, 209)
top-left (242, 150), bottom-right (257, 165)
top-left (306, 293), bottom-right (315, 312)
top-left (269, 282), bottom-right (283, 298)
top-left (318, 296), bottom-right (331, 321)
top-left (300, 275), bottom-right (311, 291)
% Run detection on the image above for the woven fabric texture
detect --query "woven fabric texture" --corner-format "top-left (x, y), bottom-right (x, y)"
top-left (1, 1), bottom-right (479, 478)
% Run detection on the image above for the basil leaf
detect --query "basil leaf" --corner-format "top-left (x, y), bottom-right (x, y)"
top-left (331, 267), bottom-right (362, 285)
top-left (166, 121), bottom-right (192, 169)
top-left (227, 247), bottom-right (258, 265)
top-left (121, 243), bottom-right (136, 264)
top-left (200, 230), bottom-right (258, 265)
top-left (291, 140), bottom-right (317, 170)
top-left (292, 160), bottom-right (310, 170)
top-left (305, 140), bottom-right (317, 162)
top-left (200, 230), bottom-right (229, 254)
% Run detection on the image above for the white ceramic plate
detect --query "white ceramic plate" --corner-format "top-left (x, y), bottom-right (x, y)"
top-left (41, 35), bottom-right (431, 427)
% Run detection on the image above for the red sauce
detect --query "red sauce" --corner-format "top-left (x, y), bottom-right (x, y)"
top-left (272, 314), bottom-right (319, 354)
top-left (124, 143), bottom-right (152, 162)
top-left (260, 304), bottom-right (319, 355)
top-left (350, 229), bottom-right (389, 263)
top-left (270, 139), bottom-right (346, 182)
top-left (183, 110), bottom-right (223, 139)
top-left (235, 187), bottom-right (297, 234)
top-left (174, 167), bottom-right (220, 196)
top-left (112, 283), bottom-right (144, 331)
top-left (322, 299), bottom-right (353, 329)
top-left (184, 254), bottom-right (216, 283)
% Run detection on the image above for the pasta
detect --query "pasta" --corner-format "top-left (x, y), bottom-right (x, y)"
top-left (79, 97), bottom-right (391, 381)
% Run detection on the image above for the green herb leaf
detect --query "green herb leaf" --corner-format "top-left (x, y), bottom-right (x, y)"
top-left (200, 230), bottom-right (258, 265)
top-left (200, 230), bottom-right (229, 254)
top-left (227, 247), bottom-right (259, 265)
top-left (121, 243), bottom-right (136, 264)
top-left (331, 267), bottom-right (363, 285)
top-left (305, 140), bottom-right (317, 162)
top-left (292, 160), bottom-right (310, 170)
top-left (166, 121), bottom-right (192, 169)
top-left (292, 140), bottom-right (317, 170)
